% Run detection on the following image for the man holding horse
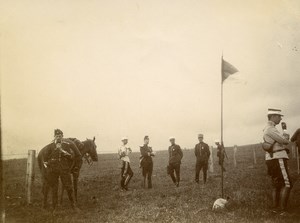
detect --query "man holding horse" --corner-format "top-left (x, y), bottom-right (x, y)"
top-left (39, 129), bottom-right (82, 211)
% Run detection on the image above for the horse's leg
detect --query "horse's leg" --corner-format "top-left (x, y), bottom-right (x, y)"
top-left (42, 179), bottom-right (49, 209)
top-left (73, 175), bottom-right (78, 203)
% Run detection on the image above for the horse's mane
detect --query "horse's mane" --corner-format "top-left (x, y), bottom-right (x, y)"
top-left (83, 139), bottom-right (94, 147)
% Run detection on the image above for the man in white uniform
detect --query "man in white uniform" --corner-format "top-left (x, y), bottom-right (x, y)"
top-left (262, 108), bottom-right (292, 214)
top-left (118, 137), bottom-right (133, 191)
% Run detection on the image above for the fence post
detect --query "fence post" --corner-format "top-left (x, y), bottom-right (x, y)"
top-left (209, 146), bottom-right (214, 173)
top-left (25, 150), bottom-right (36, 205)
top-left (253, 146), bottom-right (257, 165)
top-left (233, 145), bottom-right (237, 168)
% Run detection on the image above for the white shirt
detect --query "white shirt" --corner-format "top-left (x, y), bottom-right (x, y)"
top-left (118, 144), bottom-right (131, 162)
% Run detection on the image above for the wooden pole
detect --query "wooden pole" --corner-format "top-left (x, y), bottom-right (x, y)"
top-left (233, 145), bottom-right (237, 168)
top-left (25, 150), bottom-right (36, 205)
top-left (221, 54), bottom-right (224, 198)
top-left (253, 146), bottom-right (257, 165)
top-left (209, 146), bottom-right (214, 173)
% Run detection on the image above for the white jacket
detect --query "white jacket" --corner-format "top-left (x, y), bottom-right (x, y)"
top-left (263, 121), bottom-right (289, 160)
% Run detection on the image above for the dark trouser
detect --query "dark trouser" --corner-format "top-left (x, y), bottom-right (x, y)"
top-left (195, 161), bottom-right (208, 183)
top-left (142, 162), bottom-right (153, 188)
top-left (46, 169), bottom-right (75, 209)
top-left (121, 161), bottom-right (133, 189)
top-left (219, 158), bottom-right (226, 171)
top-left (266, 158), bottom-right (293, 211)
top-left (169, 163), bottom-right (180, 184)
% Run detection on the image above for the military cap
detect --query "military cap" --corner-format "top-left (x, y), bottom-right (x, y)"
top-left (198, 134), bottom-right (204, 138)
top-left (54, 129), bottom-right (63, 136)
top-left (268, 108), bottom-right (283, 116)
top-left (121, 136), bottom-right (128, 141)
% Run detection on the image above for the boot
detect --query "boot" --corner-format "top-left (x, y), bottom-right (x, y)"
top-left (66, 189), bottom-right (79, 210)
top-left (148, 177), bottom-right (152, 189)
top-left (271, 188), bottom-right (280, 211)
top-left (279, 187), bottom-right (291, 211)
top-left (203, 171), bottom-right (207, 184)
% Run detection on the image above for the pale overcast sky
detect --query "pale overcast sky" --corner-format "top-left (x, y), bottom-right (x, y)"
top-left (1, 0), bottom-right (300, 155)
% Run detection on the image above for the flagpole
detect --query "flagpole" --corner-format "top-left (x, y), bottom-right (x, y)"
top-left (221, 53), bottom-right (224, 198)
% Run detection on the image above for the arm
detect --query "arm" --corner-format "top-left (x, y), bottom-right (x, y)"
top-left (206, 144), bottom-right (211, 158)
top-left (194, 145), bottom-right (198, 157)
top-left (149, 147), bottom-right (155, 156)
top-left (127, 147), bottom-right (132, 153)
top-left (118, 148), bottom-right (125, 159)
top-left (38, 145), bottom-right (50, 170)
top-left (267, 127), bottom-right (290, 145)
top-left (178, 146), bottom-right (183, 159)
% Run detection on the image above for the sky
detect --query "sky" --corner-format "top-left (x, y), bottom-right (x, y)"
top-left (1, 0), bottom-right (300, 156)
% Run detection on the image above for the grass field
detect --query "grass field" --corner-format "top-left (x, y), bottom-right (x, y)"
top-left (3, 144), bottom-right (300, 223)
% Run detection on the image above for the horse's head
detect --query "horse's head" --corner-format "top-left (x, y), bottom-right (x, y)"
top-left (84, 137), bottom-right (98, 162)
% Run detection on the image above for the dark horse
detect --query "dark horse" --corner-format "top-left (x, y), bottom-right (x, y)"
top-left (61, 137), bottom-right (98, 203)
top-left (38, 137), bottom-right (98, 208)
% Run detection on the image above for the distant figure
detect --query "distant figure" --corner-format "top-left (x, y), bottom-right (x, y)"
top-left (168, 137), bottom-right (183, 187)
top-left (38, 129), bottom-right (81, 211)
top-left (215, 140), bottom-right (226, 172)
top-left (194, 134), bottom-right (210, 184)
top-left (263, 108), bottom-right (291, 214)
top-left (291, 128), bottom-right (300, 154)
top-left (212, 197), bottom-right (230, 210)
top-left (118, 137), bottom-right (133, 191)
top-left (140, 136), bottom-right (155, 189)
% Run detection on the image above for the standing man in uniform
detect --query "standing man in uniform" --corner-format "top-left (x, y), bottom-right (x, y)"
top-left (262, 109), bottom-right (292, 214)
top-left (140, 136), bottom-right (155, 189)
top-left (40, 129), bottom-right (82, 211)
top-left (194, 134), bottom-right (210, 184)
top-left (215, 140), bottom-right (226, 172)
top-left (168, 137), bottom-right (183, 187)
top-left (118, 137), bottom-right (134, 191)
